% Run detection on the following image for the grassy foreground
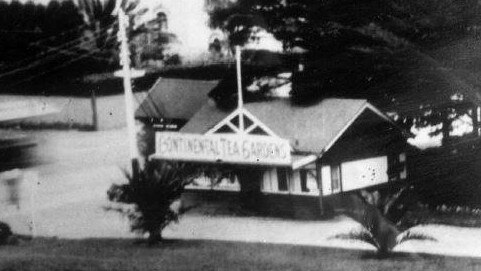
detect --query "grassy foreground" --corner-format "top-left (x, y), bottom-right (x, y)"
top-left (0, 238), bottom-right (480, 271)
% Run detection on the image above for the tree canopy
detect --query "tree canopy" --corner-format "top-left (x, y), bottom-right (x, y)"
top-left (208, 0), bottom-right (481, 143)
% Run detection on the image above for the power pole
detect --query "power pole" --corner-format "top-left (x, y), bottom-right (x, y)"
top-left (115, 4), bottom-right (139, 179)
top-left (90, 88), bottom-right (98, 131)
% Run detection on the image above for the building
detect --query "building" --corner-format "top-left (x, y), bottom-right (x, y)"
top-left (152, 97), bottom-right (412, 218)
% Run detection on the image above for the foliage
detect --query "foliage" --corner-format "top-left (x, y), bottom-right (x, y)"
top-left (209, 0), bottom-right (481, 50)
top-left (208, 0), bottom-right (481, 143)
top-left (0, 0), bottom-right (112, 95)
top-left (107, 160), bottom-right (200, 244)
top-left (0, 221), bottom-right (12, 245)
top-left (409, 139), bottom-right (481, 208)
top-left (0, 0), bottom-right (84, 63)
top-left (77, 0), bottom-right (149, 64)
top-left (0, 0), bottom-right (172, 96)
top-left (334, 228), bottom-right (435, 258)
top-left (338, 187), bottom-right (436, 256)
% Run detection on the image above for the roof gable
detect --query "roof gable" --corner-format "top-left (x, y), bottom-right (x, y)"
top-left (206, 107), bottom-right (278, 137)
top-left (181, 98), bottom-right (399, 154)
top-left (135, 78), bottom-right (219, 120)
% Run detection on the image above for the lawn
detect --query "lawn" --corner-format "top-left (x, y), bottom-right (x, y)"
top-left (0, 238), bottom-right (480, 271)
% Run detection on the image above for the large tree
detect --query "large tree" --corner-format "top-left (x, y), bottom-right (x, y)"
top-left (208, 0), bottom-right (481, 144)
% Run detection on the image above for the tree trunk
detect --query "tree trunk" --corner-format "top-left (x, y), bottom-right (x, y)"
top-left (90, 89), bottom-right (98, 131)
top-left (148, 229), bottom-right (162, 245)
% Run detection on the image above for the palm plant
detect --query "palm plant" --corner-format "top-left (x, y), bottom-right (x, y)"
top-left (107, 160), bottom-right (200, 244)
top-left (335, 187), bottom-right (435, 257)
top-left (77, 0), bottom-right (146, 61)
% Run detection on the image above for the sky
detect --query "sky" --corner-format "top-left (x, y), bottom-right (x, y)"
top-left (22, 0), bottom-right (214, 60)
top-left (23, 0), bottom-right (281, 60)
top-left (138, 0), bottom-right (212, 60)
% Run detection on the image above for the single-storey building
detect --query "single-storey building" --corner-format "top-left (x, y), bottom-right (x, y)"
top-left (152, 96), bottom-right (412, 218)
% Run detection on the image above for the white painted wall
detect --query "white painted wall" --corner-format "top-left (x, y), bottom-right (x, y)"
top-left (321, 166), bottom-right (332, 196)
top-left (340, 156), bottom-right (388, 192)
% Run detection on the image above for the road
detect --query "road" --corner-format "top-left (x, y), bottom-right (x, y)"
top-left (0, 128), bottom-right (134, 238)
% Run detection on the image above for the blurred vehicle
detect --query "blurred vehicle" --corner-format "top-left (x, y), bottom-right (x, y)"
top-left (0, 99), bottom-right (56, 209)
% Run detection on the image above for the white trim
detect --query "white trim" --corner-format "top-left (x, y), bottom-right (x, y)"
top-left (323, 102), bottom-right (402, 153)
top-left (205, 107), bottom-right (280, 137)
top-left (244, 124), bottom-right (260, 134)
top-left (242, 109), bottom-right (280, 137)
top-left (292, 154), bottom-right (318, 170)
top-left (289, 191), bottom-right (320, 197)
top-left (225, 121), bottom-right (241, 133)
top-left (323, 103), bottom-right (368, 153)
top-left (206, 108), bottom-right (242, 135)
top-left (365, 103), bottom-right (394, 123)
top-left (365, 103), bottom-right (407, 134)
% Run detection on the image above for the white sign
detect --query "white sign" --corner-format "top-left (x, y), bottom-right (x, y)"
top-left (152, 132), bottom-right (292, 166)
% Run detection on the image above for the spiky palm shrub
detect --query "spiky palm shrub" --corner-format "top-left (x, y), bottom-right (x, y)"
top-left (107, 160), bottom-right (199, 244)
top-left (337, 187), bottom-right (435, 257)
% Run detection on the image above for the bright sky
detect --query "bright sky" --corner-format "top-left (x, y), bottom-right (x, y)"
top-left (24, 0), bottom-right (213, 59)
top-left (139, 0), bottom-right (212, 59)
top-left (25, 0), bottom-right (281, 59)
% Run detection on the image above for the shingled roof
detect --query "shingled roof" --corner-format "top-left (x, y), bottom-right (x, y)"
top-left (135, 78), bottom-right (219, 120)
top-left (181, 98), bottom-right (393, 153)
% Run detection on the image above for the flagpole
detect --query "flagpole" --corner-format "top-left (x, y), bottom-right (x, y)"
top-left (115, 2), bottom-right (139, 179)
top-left (235, 46), bottom-right (245, 132)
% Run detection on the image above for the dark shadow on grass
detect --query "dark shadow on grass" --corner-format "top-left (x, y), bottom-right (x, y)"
top-left (360, 251), bottom-right (417, 260)
top-left (70, 237), bottom-right (208, 250)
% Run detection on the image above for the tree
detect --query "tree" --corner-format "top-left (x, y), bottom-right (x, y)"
top-left (209, 0), bottom-right (481, 51)
top-left (208, 0), bottom-right (481, 144)
top-left (77, 0), bottom-right (147, 64)
top-left (130, 11), bottom-right (182, 68)
top-left (107, 160), bottom-right (200, 244)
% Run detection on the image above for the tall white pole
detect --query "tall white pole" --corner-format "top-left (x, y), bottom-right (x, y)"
top-left (236, 46), bottom-right (243, 109)
top-left (117, 7), bottom-right (139, 176)
top-left (235, 46), bottom-right (245, 132)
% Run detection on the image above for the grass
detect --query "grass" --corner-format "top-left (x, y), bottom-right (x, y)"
top-left (0, 238), bottom-right (480, 271)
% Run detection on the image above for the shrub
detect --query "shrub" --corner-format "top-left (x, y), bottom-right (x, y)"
top-left (107, 160), bottom-right (200, 244)
top-left (0, 222), bottom-right (13, 245)
top-left (337, 187), bottom-right (436, 257)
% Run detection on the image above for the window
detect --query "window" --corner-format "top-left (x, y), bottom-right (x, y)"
top-left (277, 168), bottom-right (289, 192)
top-left (331, 164), bottom-right (341, 193)
top-left (300, 170), bottom-right (309, 192)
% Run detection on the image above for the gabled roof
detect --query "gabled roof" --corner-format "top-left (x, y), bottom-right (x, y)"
top-left (181, 98), bottom-right (396, 154)
top-left (135, 78), bottom-right (219, 120)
